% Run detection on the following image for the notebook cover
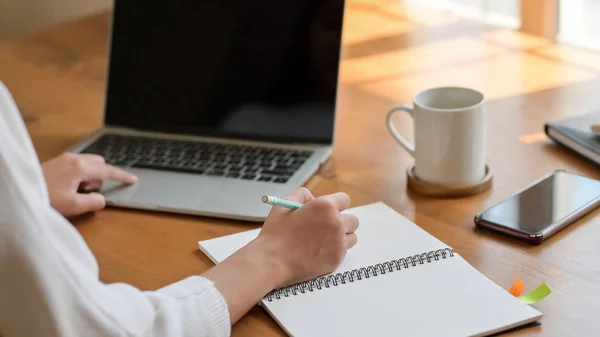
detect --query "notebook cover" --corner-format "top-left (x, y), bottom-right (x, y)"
top-left (544, 112), bottom-right (600, 165)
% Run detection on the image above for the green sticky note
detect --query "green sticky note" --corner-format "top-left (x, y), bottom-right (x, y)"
top-left (518, 283), bottom-right (551, 304)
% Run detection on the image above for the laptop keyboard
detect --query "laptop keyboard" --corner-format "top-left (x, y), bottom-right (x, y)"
top-left (80, 134), bottom-right (314, 184)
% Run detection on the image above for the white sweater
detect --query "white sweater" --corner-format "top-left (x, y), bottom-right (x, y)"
top-left (0, 82), bottom-right (231, 337)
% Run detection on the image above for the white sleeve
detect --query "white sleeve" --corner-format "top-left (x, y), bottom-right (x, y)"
top-left (0, 81), bottom-right (231, 337)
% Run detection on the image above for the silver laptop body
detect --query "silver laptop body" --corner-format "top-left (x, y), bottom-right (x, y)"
top-left (69, 0), bottom-right (345, 222)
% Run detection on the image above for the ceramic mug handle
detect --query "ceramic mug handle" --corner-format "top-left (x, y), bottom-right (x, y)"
top-left (386, 104), bottom-right (415, 157)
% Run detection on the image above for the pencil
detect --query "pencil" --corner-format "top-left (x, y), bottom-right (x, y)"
top-left (261, 195), bottom-right (303, 210)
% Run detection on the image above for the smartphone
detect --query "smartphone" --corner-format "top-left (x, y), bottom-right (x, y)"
top-left (474, 170), bottom-right (600, 244)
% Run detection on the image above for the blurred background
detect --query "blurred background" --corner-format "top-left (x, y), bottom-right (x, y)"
top-left (0, 0), bottom-right (598, 51)
top-left (407, 0), bottom-right (600, 50)
top-left (0, 0), bottom-right (112, 40)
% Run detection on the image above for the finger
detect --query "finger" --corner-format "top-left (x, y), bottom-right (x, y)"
top-left (78, 153), bottom-right (106, 164)
top-left (86, 180), bottom-right (103, 190)
top-left (342, 214), bottom-right (359, 234)
top-left (81, 162), bottom-right (138, 184)
top-left (73, 192), bottom-right (106, 215)
top-left (320, 192), bottom-right (351, 211)
top-left (79, 180), bottom-right (103, 192)
top-left (345, 233), bottom-right (358, 249)
top-left (283, 187), bottom-right (315, 204)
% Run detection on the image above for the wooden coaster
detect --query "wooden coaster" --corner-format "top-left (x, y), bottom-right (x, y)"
top-left (406, 164), bottom-right (493, 198)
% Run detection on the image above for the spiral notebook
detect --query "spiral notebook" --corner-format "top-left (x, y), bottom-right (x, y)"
top-left (198, 202), bottom-right (542, 336)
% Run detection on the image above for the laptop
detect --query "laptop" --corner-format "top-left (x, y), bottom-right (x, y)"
top-left (69, 0), bottom-right (346, 221)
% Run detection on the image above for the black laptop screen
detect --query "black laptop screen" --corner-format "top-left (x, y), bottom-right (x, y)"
top-left (104, 0), bottom-right (344, 144)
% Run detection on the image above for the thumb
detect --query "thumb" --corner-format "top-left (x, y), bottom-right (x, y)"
top-left (283, 187), bottom-right (315, 204)
top-left (73, 192), bottom-right (106, 215)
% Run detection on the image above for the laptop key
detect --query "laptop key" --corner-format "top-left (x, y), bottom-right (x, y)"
top-left (195, 164), bottom-right (211, 170)
top-left (274, 177), bottom-right (289, 183)
top-left (132, 163), bottom-right (158, 170)
top-left (272, 164), bottom-right (297, 172)
top-left (157, 160), bottom-right (174, 167)
top-left (242, 174), bottom-right (256, 180)
top-left (132, 163), bottom-right (198, 175)
top-left (229, 161), bottom-right (243, 168)
top-left (181, 163), bottom-right (196, 170)
top-left (258, 176), bottom-right (273, 182)
top-left (261, 169), bottom-right (294, 177)
top-left (207, 170), bottom-right (225, 177)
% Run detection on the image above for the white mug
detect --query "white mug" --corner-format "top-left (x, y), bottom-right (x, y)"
top-left (386, 87), bottom-right (486, 186)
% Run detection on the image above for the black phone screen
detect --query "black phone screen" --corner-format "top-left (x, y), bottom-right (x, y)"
top-left (477, 171), bottom-right (600, 234)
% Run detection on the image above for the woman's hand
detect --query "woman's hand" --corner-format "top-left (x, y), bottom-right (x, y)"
top-left (41, 153), bottom-right (137, 217)
top-left (202, 187), bottom-right (359, 324)
top-left (254, 187), bottom-right (359, 287)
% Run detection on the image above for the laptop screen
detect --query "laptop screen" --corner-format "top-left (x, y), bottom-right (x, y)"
top-left (104, 0), bottom-right (345, 144)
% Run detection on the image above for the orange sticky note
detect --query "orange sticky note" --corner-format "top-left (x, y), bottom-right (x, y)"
top-left (508, 277), bottom-right (525, 297)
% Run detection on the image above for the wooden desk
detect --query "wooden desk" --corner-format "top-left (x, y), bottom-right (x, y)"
top-left (2, 1), bottom-right (600, 335)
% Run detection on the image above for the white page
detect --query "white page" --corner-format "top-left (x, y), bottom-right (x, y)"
top-left (198, 202), bottom-right (542, 336)
top-left (263, 256), bottom-right (541, 337)
top-left (199, 202), bottom-right (450, 269)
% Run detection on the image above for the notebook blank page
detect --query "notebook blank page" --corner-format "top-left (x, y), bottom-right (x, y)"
top-left (263, 256), bottom-right (541, 337)
top-left (199, 202), bottom-right (451, 269)
top-left (198, 202), bottom-right (542, 337)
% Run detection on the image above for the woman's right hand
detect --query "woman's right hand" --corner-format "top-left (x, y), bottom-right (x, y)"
top-left (201, 187), bottom-right (359, 324)
top-left (252, 187), bottom-right (360, 288)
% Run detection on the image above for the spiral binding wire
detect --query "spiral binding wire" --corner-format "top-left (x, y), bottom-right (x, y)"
top-left (264, 248), bottom-right (455, 302)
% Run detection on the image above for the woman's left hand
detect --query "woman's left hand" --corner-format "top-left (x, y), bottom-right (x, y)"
top-left (41, 153), bottom-right (137, 217)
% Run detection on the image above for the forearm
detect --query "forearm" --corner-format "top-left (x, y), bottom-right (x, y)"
top-left (1, 225), bottom-right (232, 337)
top-left (202, 237), bottom-right (287, 323)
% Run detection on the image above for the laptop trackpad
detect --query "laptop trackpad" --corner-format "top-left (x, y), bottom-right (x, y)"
top-left (100, 168), bottom-right (221, 210)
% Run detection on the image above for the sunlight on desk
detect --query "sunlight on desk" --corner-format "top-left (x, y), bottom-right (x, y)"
top-left (536, 44), bottom-right (600, 71)
top-left (340, 36), bottom-right (509, 84)
top-left (360, 52), bottom-right (598, 101)
top-left (483, 29), bottom-right (551, 50)
top-left (387, 3), bottom-right (460, 27)
top-left (342, 8), bottom-right (414, 45)
top-left (519, 132), bottom-right (548, 144)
